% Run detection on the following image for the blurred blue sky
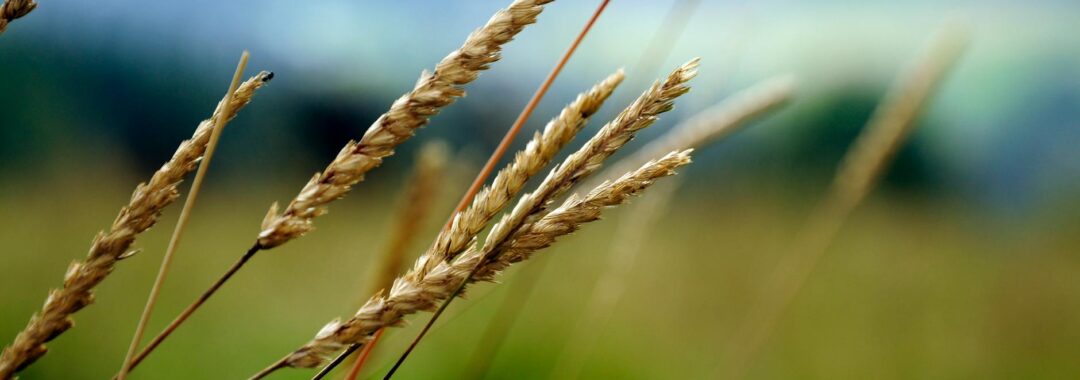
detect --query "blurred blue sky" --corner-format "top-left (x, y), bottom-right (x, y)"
top-left (1, 0), bottom-right (1078, 214)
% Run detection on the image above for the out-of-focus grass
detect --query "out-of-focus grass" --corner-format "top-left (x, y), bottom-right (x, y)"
top-left (1, 178), bottom-right (1078, 379)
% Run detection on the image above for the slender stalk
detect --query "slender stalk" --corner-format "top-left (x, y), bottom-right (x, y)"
top-left (251, 357), bottom-right (289, 380)
top-left (116, 51), bottom-right (250, 380)
top-left (322, 1), bottom-right (612, 376)
top-left (717, 25), bottom-right (968, 379)
top-left (119, 244), bottom-right (260, 375)
top-left (378, 1), bottom-right (612, 376)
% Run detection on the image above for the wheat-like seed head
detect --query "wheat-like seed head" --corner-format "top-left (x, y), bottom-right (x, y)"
top-left (0, 72), bottom-right (273, 377)
top-left (474, 149), bottom-right (693, 279)
top-left (279, 150), bottom-right (692, 369)
top-left (483, 58), bottom-right (699, 254)
top-left (0, 0), bottom-right (36, 34)
top-left (257, 0), bottom-right (556, 249)
top-left (412, 70), bottom-right (625, 279)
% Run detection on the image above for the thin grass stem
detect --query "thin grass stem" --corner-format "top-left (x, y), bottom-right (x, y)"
top-left (116, 51), bottom-right (250, 380)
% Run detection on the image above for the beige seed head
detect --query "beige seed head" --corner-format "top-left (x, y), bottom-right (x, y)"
top-left (483, 58), bottom-right (700, 254)
top-left (413, 70), bottom-right (625, 279)
top-left (257, 0), bottom-right (556, 249)
top-left (279, 150), bottom-right (692, 369)
top-left (0, 72), bottom-right (273, 378)
top-left (591, 74), bottom-right (795, 188)
top-left (0, 0), bottom-right (36, 35)
top-left (475, 150), bottom-right (693, 279)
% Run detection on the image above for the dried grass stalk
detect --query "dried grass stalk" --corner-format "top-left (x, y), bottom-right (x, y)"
top-left (273, 150), bottom-right (692, 372)
top-left (258, 61), bottom-right (699, 373)
top-left (123, 1), bottom-right (557, 371)
top-left (0, 71), bottom-right (273, 378)
top-left (718, 26), bottom-right (968, 379)
top-left (0, 0), bottom-right (36, 35)
top-left (116, 52), bottom-right (252, 380)
top-left (257, 0), bottom-right (556, 249)
top-left (415, 70), bottom-right (625, 279)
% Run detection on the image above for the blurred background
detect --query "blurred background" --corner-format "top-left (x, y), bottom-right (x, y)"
top-left (1, 0), bottom-right (1079, 378)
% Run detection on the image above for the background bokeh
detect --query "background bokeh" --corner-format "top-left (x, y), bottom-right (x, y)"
top-left (1, 0), bottom-right (1079, 378)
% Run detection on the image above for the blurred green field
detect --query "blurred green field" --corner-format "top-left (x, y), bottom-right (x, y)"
top-left (2, 170), bottom-right (1078, 379)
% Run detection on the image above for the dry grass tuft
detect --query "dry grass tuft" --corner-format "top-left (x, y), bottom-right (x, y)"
top-left (257, 0), bottom-right (556, 249)
top-left (0, 71), bottom-right (273, 378)
top-left (121, 1), bottom-right (558, 372)
top-left (253, 60), bottom-right (699, 375)
top-left (0, 0), bottom-right (36, 35)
